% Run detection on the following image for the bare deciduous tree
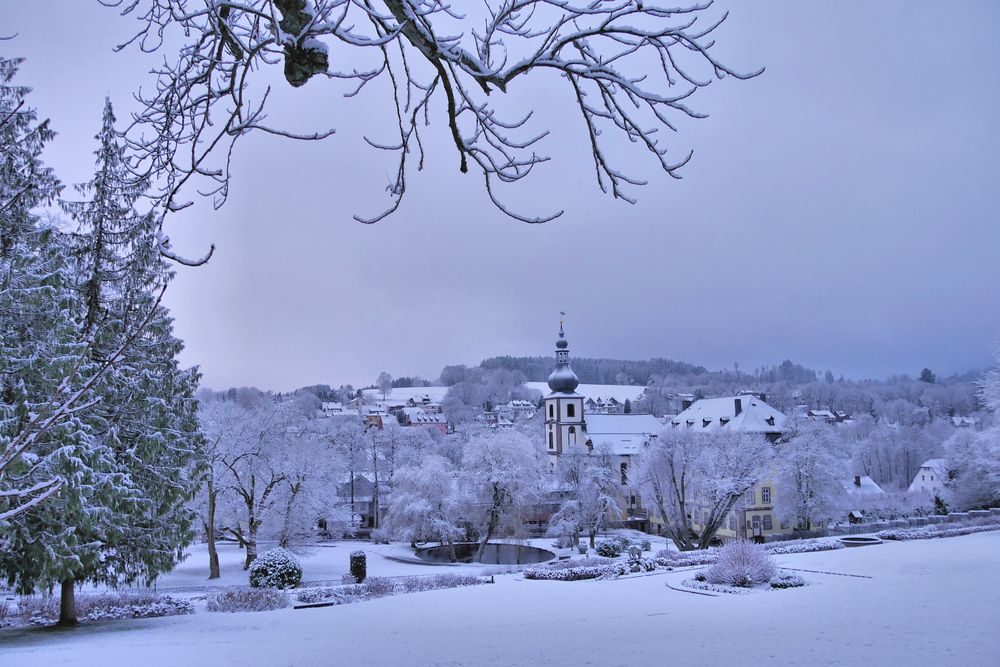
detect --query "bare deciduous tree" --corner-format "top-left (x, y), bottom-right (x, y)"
top-left (102, 0), bottom-right (760, 230)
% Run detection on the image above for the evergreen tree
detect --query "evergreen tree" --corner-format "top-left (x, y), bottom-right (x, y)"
top-left (60, 100), bottom-right (204, 601)
top-left (0, 57), bottom-right (124, 626)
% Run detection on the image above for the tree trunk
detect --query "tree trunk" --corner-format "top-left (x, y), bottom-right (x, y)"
top-left (278, 481), bottom-right (301, 548)
top-left (58, 579), bottom-right (77, 626)
top-left (244, 519), bottom-right (258, 570)
top-left (206, 482), bottom-right (220, 579)
top-left (589, 530), bottom-right (596, 548)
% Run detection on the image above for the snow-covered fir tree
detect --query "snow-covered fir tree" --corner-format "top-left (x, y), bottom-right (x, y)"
top-left (0, 58), bottom-right (125, 626)
top-left (60, 99), bottom-right (203, 594)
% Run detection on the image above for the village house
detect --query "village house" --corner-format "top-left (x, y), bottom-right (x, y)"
top-left (908, 458), bottom-right (950, 497)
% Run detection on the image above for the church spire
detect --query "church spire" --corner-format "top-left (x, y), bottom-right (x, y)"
top-left (547, 314), bottom-right (579, 393)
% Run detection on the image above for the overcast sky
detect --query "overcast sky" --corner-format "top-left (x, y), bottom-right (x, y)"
top-left (4, 1), bottom-right (1000, 391)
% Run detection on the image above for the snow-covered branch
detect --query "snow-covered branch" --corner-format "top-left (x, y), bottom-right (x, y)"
top-left (104, 0), bottom-right (759, 222)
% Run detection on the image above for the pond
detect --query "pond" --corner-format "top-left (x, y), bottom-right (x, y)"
top-left (415, 542), bottom-right (555, 565)
top-left (838, 536), bottom-right (884, 547)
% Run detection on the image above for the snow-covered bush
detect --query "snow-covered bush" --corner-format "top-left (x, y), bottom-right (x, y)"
top-left (370, 529), bottom-right (391, 544)
top-left (613, 536), bottom-right (631, 551)
top-left (764, 539), bottom-right (844, 555)
top-left (878, 523), bottom-right (1000, 541)
top-left (362, 576), bottom-right (396, 597)
top-left (654, 549), bottom-right (718, 568)
top-left (640, 540), bottom-right (652, 551)
top-left (596, 541), bottom-right (621, 558)
top-left (577, 544), bottom-right (589, 555)
top-left (295, 574), bottom-right (488, 605)
top-left (207, 588), bottom-right (289, 612)
top-left (704, 540), bottom-right (777, 588)
top-left (13, 592), bottom-right (192, 626)
top-left (770, 572), bottom-right (806, 589)
top-left (249, 548), bottom-right (303, 589)
top-left (523, 558), bottom-right (658, 581)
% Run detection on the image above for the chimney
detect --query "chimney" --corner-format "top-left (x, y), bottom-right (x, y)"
top-left (854, 476), bottom-right (862, 487)
top-left (734, 398), bottom-right (742, 416)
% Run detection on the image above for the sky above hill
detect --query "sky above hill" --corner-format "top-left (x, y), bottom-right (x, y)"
top-left (4, 1), bottom-right (1000, 390)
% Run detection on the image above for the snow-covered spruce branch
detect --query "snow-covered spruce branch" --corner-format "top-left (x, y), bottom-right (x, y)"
top-left (103, 0), bottom-right (760, 223)
top-left (0, 284), bottom-right (169, 521)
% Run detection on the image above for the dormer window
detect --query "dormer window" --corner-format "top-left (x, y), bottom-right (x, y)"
top-left (686, 420), bottom-right (694, 427)
top-left (702, 419), bottom-right (712, 428)
top-left (719, 418), bottom-right (730, 426)
top-left (765, 416), bottom-right (775, 427)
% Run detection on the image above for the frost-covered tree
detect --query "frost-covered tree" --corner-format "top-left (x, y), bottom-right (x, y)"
top-left (634, 429), bottom-right (772, 550)
top-left (377, 372), bottom-right (393, 400)
top-left (384, 454), bottom-right (464, 554)
top-left (274, 416), bottom-right (345, 547)
top-left (460, 430), bottom-right (544, 560)
top-left (943, 347), bottom-right (1000, 510)
top-left (547, 448), bottom-right (620, 548)
top-left (329, 418), bottom-right (367, 529)
top-left (773, 422), bottom-right (849, 531)
top-left (103, 0), bottom-right (760, 225)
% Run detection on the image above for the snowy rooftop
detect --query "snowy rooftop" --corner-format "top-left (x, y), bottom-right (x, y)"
top-left (919, 458), bottom-right (949, 475)
top-left (669, 396), bottom-right (787, 434)
top-left (843, 475), bottom-right (886, 495)
top-left (584, 414), bottom-right (663, 455)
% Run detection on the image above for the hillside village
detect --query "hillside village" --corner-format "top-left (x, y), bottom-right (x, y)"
top-left (267, 323), bottom-right (991, 547)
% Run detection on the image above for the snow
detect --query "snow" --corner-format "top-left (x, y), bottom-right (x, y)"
top-left (3, 532), bottom-right (999, 665)
top-left (669, 395), bottom-right (787, 434)
top-left (525, 382), bottom-right (647, 403)
top-left (361, 386), bottom-right (449, 404)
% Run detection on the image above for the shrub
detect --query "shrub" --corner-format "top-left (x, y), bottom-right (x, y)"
top-left (12, 592), bottom-right (192, 626)
top-left (770, 572), bottom-right (806, 589)
top-left (704, 539), bottom-right (777, 588)
top-left (363, 576), bottom-right (396, 597)
top-left (877, 523), bottom-right (1000, 541)
top-left (577, 543), bottom-right (588, 555)
top-left (370, 529), bottom-right (391, 544)
top-left (249, 548), bottom-right (303, 589)
top-left (350, 550), bottom-right (367, 583)
top-left (207, 587), bottom-right (288, 612)
top-left (613, 536), bottom-right (630, 550)
top-left (640, 540), bottom-right (652, 551)
top-left (595, 541), bottom-right (620, 558)
top-left (341, 573), bottom-right (358, 585)
top-left (764, 539), bottom-right (844, 555)
top-left (295, 574), bottom-right (487, 605)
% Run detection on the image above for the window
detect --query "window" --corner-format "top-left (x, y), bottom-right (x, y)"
top-left (746, 489), bottom-right (755, 507)
top-left (567, 403), bottom-right (576, 418)
top-left (763, 514), bottom-right (773, 530)
top-left (922, 475), bottom-right (925, 481)
top-left (729, 514), bottom-right (737, 531)
top-left (620, 462), bottom-right (628, 485)
top-left (761, 487), bottom-right (771, 504)
top-left (548, 432), bottom-right (554, 449)
top-left (548, 404), bottom-right (554, 419)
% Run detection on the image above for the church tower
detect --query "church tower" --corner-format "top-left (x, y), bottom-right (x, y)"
top-left (544, 318), bottom-right (585, 463)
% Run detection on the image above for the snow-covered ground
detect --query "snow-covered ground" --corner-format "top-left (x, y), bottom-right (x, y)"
top-left (3, 532), bottom-right (999, 666)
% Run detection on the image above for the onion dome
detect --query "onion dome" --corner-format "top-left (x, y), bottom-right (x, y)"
top-left (547, 321), bottom-right (579, 393)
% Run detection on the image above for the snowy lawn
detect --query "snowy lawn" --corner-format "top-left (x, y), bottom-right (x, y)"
top-left (2, 531), bottom-right (998, 666)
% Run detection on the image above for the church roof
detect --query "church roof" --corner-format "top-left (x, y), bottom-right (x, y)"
top-left (583, 414), bottom-right (663, 456)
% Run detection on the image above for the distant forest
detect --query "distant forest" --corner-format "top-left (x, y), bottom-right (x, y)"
top-left (476, 355), bottom-right (819, 386)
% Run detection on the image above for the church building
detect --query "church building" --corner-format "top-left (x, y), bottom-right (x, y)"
top-left (543, 322), bottom-right (659, 529)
